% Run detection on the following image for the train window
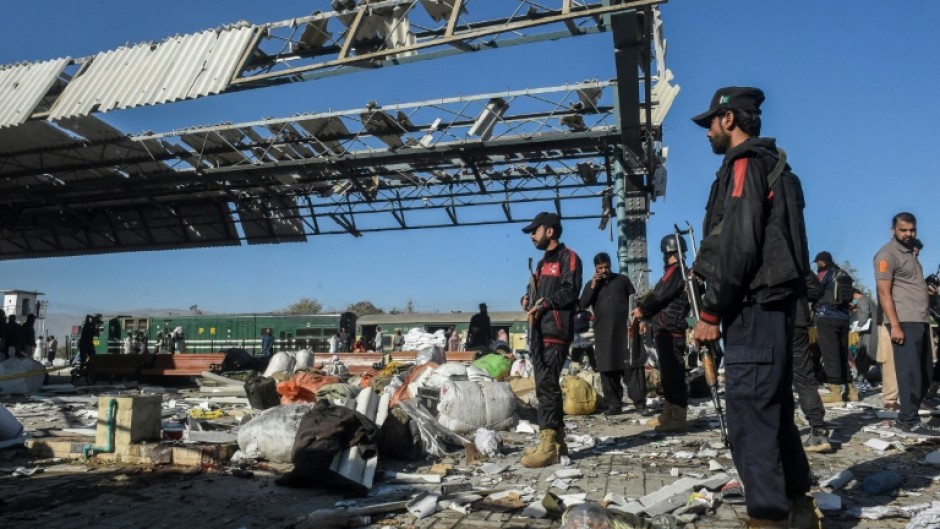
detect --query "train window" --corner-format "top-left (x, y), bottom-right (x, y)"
top-left (295, 328), bottom-right (322, 337)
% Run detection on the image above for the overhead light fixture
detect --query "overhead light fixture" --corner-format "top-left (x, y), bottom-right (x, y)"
top-left (577, 84), bottom-right (603, 110)
top-left (419, 118), bottom-right (442, 147)
top-left (468, 98), bottom-right (509, 141)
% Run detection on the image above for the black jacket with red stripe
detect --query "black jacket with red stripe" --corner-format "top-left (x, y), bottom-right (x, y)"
top-left (639, 263), bottom-right (690, 334)
top-left (693, 137), bottom-right (805, 324)
top-left (527, 243), bottom-right (583, 344)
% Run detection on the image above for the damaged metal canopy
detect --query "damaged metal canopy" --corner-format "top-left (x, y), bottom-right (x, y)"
top-left (0, 77), bottom-right (677, 259)
top-left (0, 1), bottom-right (665, 128)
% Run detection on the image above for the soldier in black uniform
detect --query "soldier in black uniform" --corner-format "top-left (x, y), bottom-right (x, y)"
top-left (632, 234), bottom-right (691, 433)
top-left (519, 212), bottom-right (583, 468)
top-left (690, 87), bottom-right (820, 529)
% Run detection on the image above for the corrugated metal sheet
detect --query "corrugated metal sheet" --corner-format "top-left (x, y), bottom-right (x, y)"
top-left (238, 196), bottom-right (307, 244)
top-left (0, 200), bottom-right (240, 260)
top-left (0, 116), bottom-right (173, 179)
top-left (650, 71), bottom-right (679, 127)
top-left (0, 58), bottom-right (69, 129)
top-left (48, 24), bottom-right (256, 120)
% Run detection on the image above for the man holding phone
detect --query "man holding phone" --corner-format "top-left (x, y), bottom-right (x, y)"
top-left (579, 252), bottom-right (637, 416)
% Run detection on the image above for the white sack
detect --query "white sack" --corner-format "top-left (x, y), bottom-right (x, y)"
top-left (236, 403), bottom-right (314, 463)
top-left (263, 352), bottom-right (296, 377)
top-left (294, 349), bottom-right (315, 371)
top-left (426, 363), bottom-right (468, 389)
top-left (438, 380), bottom-right (517, 433)
top-left (0, 357), bottom-right (45, 395)
top-left (0, 405), bottom-right (24, 440)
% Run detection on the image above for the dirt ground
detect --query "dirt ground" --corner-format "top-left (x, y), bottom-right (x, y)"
top-left (2, 375), bottom-right (940, 529)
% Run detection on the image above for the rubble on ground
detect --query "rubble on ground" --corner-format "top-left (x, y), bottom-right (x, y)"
top-left (1, 352), bottom-right (938, 529)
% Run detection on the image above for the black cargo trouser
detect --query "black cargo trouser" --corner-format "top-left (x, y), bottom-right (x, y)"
top-left (624, 366), bottom-right (647, 406)
top-left (532, 341), bottom-right (568, 431)
top-left (791, 326), bottom-right (826, 429)
top-left (723, 300), bottom-right (811, 521)
top-left (891, 322), bottom-right (931, 425)
top-left (599, 370), bottom-right (624, 412)
top-left (79, 341), bottom-right (95, 367)
top-left (854, 331), bottom-right (873, 381)
top-left (655, 331), bottom-right (688, 408)
top-left (815, 317), bottom-right (851, 384)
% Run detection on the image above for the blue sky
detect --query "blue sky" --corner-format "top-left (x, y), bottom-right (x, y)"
top-left (2, 1), bottom-right (939, 318)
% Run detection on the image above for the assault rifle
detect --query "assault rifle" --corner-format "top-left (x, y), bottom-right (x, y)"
top-left (526, 258), bottom-right (544, 353)
top-left (674, 222), bottom-right (730, 448)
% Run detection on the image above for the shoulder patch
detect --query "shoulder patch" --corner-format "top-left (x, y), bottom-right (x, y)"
top-left (878, 260), bottom-right (888, 274)
top-left (731, 158), bottom-right (748, 198)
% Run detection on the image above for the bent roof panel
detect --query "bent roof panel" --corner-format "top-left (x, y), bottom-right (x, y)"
top-left (47, 24), bottom-right (256, 121)
top-left (0, 58), bottom-right (69, 129)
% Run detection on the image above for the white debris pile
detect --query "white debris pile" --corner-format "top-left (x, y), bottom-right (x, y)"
top-left (403, 328), bottom-right (446, 352)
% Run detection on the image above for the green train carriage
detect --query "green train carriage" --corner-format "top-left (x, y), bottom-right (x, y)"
top-left (74, 312), bottom-right (356, 356)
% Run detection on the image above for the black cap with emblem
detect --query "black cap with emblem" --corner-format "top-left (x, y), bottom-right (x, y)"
top-left (692, 86), bottom-right (765, 128)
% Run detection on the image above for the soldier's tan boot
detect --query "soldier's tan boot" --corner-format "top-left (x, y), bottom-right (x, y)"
top-left (524, 429), bottom-right (567, 457)
top-left (654, 405), bottom-right (688, 433)
top-left (520, 429), bottom-right (560, 468)
top-left (820, 383), bottom-right (844, 406)
top-left (845, 383), bottom-right (859, 402)
top-left (789, 495), bottom-right (824, 529)
top-left (646, 401), bottom-right (672, 429)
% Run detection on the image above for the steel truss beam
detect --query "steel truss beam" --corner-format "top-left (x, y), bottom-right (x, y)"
top-left (0, 3), bottom-right (675, 260)
top-left (232, 0), bottom-right (664, 88)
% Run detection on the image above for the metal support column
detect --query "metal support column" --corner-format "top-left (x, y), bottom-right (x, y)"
top-left (609, 7), bottom-right (650, 291)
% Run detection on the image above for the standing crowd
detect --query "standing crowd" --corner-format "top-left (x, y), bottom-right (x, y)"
top-left (516, 86), bottom-right (940, 529)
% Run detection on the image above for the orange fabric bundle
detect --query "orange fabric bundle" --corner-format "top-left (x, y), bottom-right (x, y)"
top-left (389, 362), bottom-right (439, 407)
top-left (276, 372), bottom-right (342, 404)
top-left (358, 371), bottom-right (377, 389)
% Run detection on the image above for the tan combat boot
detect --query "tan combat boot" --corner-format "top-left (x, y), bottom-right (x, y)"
top-left (654, 405), bottom-right (688, 433)
top-left (820, 383), bottom-right (844, 406)
top-left (845, 383), bottom-right (859, 402)
top-left (646, 401), bottom-right (672, 429)
top-left (522, 429), bottom-right (567, 457)
top-left (520, 429), bottom-right (560, 468)
top-left (789, 495), bottom-right (824, 529)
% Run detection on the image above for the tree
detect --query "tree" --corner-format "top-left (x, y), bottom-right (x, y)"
top-left (346, 300), bottom-right (384, 316)
top-left (281, 297), bottom-right (323, 314)
top-left (839, 260), bottom-right (873, 299)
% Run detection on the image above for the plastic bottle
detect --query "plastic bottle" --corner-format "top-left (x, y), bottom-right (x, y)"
top-left (862, 470), bottom-right (902, 495)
